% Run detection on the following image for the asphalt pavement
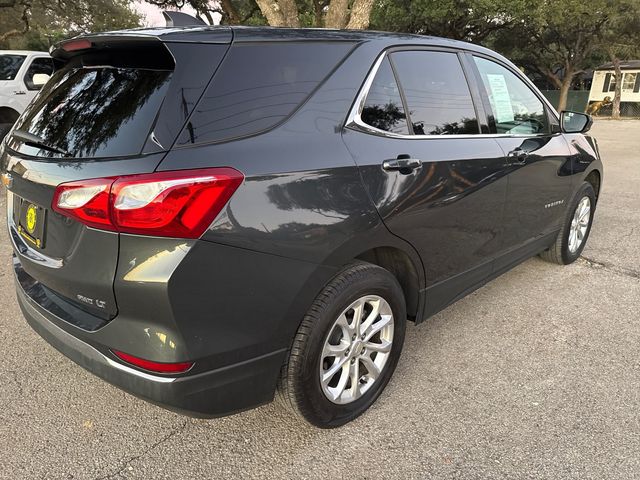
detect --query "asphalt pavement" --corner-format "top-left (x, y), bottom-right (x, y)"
top-left (0, 120), bottom-right (638, 479)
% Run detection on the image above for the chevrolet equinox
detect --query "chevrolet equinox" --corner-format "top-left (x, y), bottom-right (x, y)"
top-left (0, 21), bottom-right (602, 428)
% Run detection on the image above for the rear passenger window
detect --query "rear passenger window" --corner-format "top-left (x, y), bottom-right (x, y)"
top-left (390, 51), bottom-right (479, 135)
top-left (361, 57), bottom-right (409, 134)
top-left (473, 56), bottom-right (550, 135)
top-left (177, 42), bottom-right (354, 145)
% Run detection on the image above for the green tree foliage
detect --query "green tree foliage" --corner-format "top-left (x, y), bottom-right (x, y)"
top-left (370, 0), bottom-right (529, 43)
top-left (491, 0), bottom-right (638, 111)
top-left (372, 0), bottom-right (640, 112)
top-left (0, 0), bottom-right (141, 50)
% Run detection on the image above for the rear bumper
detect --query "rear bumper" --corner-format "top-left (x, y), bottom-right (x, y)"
top-left (16, 277), bottom-right (286, 418)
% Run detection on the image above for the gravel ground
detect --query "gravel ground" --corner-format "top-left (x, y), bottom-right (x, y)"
top-left (0, 120), bottom-right (638, 480)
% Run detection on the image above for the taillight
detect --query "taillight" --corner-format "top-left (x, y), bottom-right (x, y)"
top-left (112, 350), bottom-right (194, 374)
top-left (52, 178), bottom-right (115, 230)
top-left (52, 168), bottom-right (243, 238)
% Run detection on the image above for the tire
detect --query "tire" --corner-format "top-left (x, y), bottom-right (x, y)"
top-left (0, 123), bottom-right (13, 142)
top-left (540, 182), bottom-right (596, 265)
top-left (278, 261), bottom-right (406, 428)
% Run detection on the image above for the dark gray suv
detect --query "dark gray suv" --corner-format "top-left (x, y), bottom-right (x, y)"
top-left (0, 23), bottom-right (602, 427)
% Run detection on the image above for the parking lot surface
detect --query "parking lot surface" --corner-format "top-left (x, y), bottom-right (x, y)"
top-left (0, 120), bottom-right (638, 479)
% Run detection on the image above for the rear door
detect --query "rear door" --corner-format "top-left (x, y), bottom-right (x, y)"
top-left (1, 36), bottom-right (229, 322)
top-left (342, 48), bottom-right (511, 316)
top-left (469, 55), bottom-right (573, 256)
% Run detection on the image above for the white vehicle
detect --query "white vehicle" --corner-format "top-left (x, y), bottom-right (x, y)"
top-left (0, 50), bottom-right (53, 139)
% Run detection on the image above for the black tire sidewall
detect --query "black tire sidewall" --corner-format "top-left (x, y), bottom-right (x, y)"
top-left (297, 266), bottom-right (406, 427)
top-left (561, 183), bottom-right (596, 264)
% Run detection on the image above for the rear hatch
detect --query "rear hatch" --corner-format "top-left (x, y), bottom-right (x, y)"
top-left (1, 31), bottom-right (230, 325)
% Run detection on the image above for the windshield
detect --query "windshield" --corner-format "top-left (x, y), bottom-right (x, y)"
top-left (13, 66), bottom-right (172, 158)
top-left (0, 54), bottom-right (26, 80)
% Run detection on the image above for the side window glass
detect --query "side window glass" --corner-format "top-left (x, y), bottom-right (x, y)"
top-left (473, 56), bottom-right (550, 135)
top-left (24, 58), bottom-right (54, 91)
top-left (176, 42), bottom-right (353, 146)
top-left (360, 57), bottom-right (409, 134)
top-left (390, 51), bottom-right (479, 135)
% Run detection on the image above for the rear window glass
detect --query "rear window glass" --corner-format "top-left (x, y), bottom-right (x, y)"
top-left (361, 57), bottom-right (409, 134)
top-left (0, 54), bottom-right (26, 80)
top-left (390, 51), bottom-right (479, 135)
top-left (13, 67), bottom-right (172, 158)
top-left (177, 42), bottom-right (353, 146)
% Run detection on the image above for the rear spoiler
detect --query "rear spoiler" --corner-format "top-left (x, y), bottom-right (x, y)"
top-left (50, 12), bottom-right (231, 61)
top-left (49, 36), bottom-right (175, 70)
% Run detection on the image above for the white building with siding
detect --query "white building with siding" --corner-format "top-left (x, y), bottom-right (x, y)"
top-left (588, 60), bottom-right (640, 116)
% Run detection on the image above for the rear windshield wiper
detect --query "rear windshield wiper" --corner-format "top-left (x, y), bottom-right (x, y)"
top-left (11, 130), bottom-right (72, 157)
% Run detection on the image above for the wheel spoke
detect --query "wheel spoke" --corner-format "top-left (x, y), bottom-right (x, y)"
top-left (322, 339), bottom-right (349, 358)
top-left (335, 313), bottom-right (353, 336)
top-left (360, 298), bottom-right (381, 334)
top-left (364, 314), bottom-right (393, 341)
top-left (578, 202), bottom-right (587, 219)
top-left (349, 359), bottom-right (361, 399)
top-left (579, 207), bottom-right (590, 223)
top-left (360, 355), bottom-right (381, 381)
top-left (352, 300), bottom-right (364, 334)
top-left (364, 338), bottom-right (392, 353)
top-left (322, 356), bottom-right (349, 386)
top-left (331, 362), bottom-right (350, 400)
top-left (569, 229), bottom-right (577, 252)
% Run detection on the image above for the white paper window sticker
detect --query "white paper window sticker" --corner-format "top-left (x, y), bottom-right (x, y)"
top-left (486, 74), bottom-right (515, 123)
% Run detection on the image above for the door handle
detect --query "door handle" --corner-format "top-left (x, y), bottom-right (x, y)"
top-left (13, 90), bottom-right (26, 95)
top-left (382, 155), bottom-right (422, 174)
top-left (505, 148), bottom-right (529, 166)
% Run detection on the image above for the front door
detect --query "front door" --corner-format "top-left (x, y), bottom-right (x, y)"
top-left (343, 48), bottom-right (511, 317)
top-left (470, 55), bottom-right (573, 257)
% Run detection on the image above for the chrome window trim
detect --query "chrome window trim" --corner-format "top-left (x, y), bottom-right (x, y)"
top-left (345, 49), bottom-right (559, 141)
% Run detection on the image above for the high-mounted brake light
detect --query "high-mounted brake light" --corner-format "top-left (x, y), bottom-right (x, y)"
top-left (61, 39), bottom-right (92, 52)
top-left (52, 168), bottom-right (243, 238)
top-left (112, 350), bottom-right (194, 374)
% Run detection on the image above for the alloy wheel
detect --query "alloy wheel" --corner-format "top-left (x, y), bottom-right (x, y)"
top-left (319, 295), bottom-right (394, 405)
top-left (568, 196), bottom-right (591, 253)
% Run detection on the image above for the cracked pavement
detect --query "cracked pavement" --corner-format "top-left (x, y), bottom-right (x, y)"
top-left (0, 120), bottom-right (639, 479)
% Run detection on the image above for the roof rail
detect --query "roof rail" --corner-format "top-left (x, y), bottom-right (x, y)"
top-left (162, 11), bottom-right (207, 27)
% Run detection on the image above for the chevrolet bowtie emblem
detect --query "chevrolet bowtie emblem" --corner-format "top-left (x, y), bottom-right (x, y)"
top-left (1, 172), bottom-right (13, 189)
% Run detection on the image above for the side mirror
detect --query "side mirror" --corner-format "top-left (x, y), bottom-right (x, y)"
top-left (31, 73), bottom-right (50, 87)
top-left (560, 111), bottom-right (593, 134)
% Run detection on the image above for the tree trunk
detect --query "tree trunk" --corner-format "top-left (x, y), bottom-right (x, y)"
top-left (0, 0), bottom-right (30, 42)
top-left (254, 0), bottom-right (300, 27)
top-left (279, 0), bottom-right (300, 27)
top-left (325, 0), bottom-right (349, 29)
top-left (345, 0), bottom-right (375, 29)
top-left (611, 56), bottom-right (622, 119)
top-left (219, 0), bottom-right (242, 24)
top-left (254, 0), bottom-right (286, 26)
top-left (556, 68), bottom-right (575, 112)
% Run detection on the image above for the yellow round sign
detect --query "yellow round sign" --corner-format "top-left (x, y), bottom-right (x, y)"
top-left (26, 205), bottom-right (37, 234)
